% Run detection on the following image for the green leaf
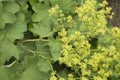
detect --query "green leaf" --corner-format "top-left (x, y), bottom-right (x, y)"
top-left (59, 0), bottom-right (77, 13)
top-left (3, 12), bottom-right (27, 42)
top-left (30, 20), bottom-right (52, 37)
top-left (4, 61), bottom-right (25, 80)
top-left (16, 0), bottom-right (32, 23)
top-left (0, 39), bottom-right (19, 64)
top-left (32, 3), bottom-right (49, 12)
top-left (36, 41), bottom-right (51, 58)
top-left (21, 66), bottom-right (40, 80)
top-left (0, 30), bottom-right (5, 39)
top-left (29, 0), bottom-right (39, 5)
top-left (0, 17), bottom-right (5, 29)
top-left (49, 0), bottom-right (61, 6)
top-left (3, 1), bottom-right (20, 14)
top-left (0, 0), bottom-right (15, 1)
top-left (16, 0), bottom-right (28, 6)
top-left (1, 11), bottom-right (16, 24)
top-left (37, 57), bottom-right (51, 73)
top-left (0, 1), bottom-right (20, 29)
top-left (30, 0), bottom-right (52, 37)
top-left (49, 0), bottom-right (77, 13)
top-left (21, 66), bottom-right (50, 80)
top-left (17, 42), bottom-right (36, 62)
top-left (43, 0), bottom-right (50, 7)
top-left (32, 9), bottom-right (49, 22)
top-left (19, 56), bottom-right (50, 80)
top-left (0, 66), bottom-right (9, 80)
top-left (0, 2), bottom-right (3, 14)
top-left (39, 0), bottom-right (43, 2)
top-left (49, 39), bottom-right (61, 61)
top-left (31, 1), bottom-right (50, 22)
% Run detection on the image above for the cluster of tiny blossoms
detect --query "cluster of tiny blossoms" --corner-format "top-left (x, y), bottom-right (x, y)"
top-left (57, 29), bottom-right (120, 80)
top-left (58, 28), bottom-right (90, 67)
top-left (58, 28), bottom-right (120, 80)
top-left (48, 5), bottom-right (76, 32)
top-left (111, 27), bottom-right (120, 51)
top-left (50, 71), bottom-right (75, 80)
top-left (75, 0), bottom-right (113, 37)
top-left (48, 0), bottom-right (120, 80)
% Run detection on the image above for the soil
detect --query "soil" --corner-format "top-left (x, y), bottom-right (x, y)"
top-left (107, 0), bottom-right (120, 27)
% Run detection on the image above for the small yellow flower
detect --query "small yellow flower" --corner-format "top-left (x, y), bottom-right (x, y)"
top-left (106, 7), bottom-right (112, 14)
top-left (94, 76), bottom-right (103, 80)
top-left (49, 5), bottom-right (59, 16)
top-left (81, 77), bottom-right (88, 80)
top-left (59, 78), bottom-right (65, 80)
top-left (103, 0), bottom-right (108, 5)
top-left (50, 71), bottom-right (57, 80)
top-left (98, 69), bottom-right (105, 75)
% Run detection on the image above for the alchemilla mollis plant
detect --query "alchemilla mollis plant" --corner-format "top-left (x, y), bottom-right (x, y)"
top-left (0, 0), bottom-right (120, 80)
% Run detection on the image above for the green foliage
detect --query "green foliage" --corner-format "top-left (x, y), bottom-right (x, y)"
top-left (0, 40), bottom-right (19, 64)
top-left (0, 0), bottom-right (120, 80)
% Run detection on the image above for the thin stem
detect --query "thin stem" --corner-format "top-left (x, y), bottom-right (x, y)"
top-left (76, 70), bottom-right (81, 77)
top-left (55, 73), bottom-right (62, 78)
top-left (90, 49), bottom-right (99, 52)
top-left (21, 38), bottom-right (49, 43)
top-left (40, 38), bottom-right (49, 41)
top-left (22, 39), bottom-right (40, 42)
top-left (39, 54), bottom-right (48, 60)
top-left (19, 44), bottom-right (35, 57)
top-left (4, 60), bottom-right (17, 68)
top-left (81, 0), bottom-right (84, 6)
top-left (48, 61), bottom-right (54, 71)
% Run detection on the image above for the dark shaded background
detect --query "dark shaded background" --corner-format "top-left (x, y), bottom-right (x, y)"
top-left (107, 0), bottom-right (120, 27)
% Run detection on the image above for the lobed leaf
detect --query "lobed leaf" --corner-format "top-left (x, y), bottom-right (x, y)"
top-left (3, 12), bottom-right (27, 42)
top-left (0, 39), bottom-right (19, 64)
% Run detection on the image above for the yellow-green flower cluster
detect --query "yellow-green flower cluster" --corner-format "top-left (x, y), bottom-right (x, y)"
top-left (115, 64), bottom-right (120, 76)
top-left (81, 77), bottom-right (88, 80)
top-left (57, 5), bottom-right (120, 80)
top-left (99, 0), bottom-right (108, 7)
top-left (49, 5), bottom-right (65, 31)
top-left (100, 0), bottom-right (114, 19)
top-left (86, 45), bottom-right (120, 79)
top-left (58, 29), bottom-right (90, 67)
top-left (75, 0), bottom-right (112, 37)
top-left (48, 5), bottom-right (59, 16)
top-left (93, 76), bottom-right (105, 80)
top-left (50, 71), bottom-right (76, 80)
top-left (48, 0), bottom-right (120, 80)
top-left (68, 74), bottom-right (75, 80)
top-left (102, 27), bottom-right (120, 52)
top-left (111, 27), bottom-right (120, 40)
top-left (49, 5), bottom-right (76, 32)
top-left (66, 15), bottom-right (76, 28)
top-left (50, 71), bottom-right (57, 80)
top-left (111, 27), bottom-right (120, 51)
top-left (58, 28), bottom-right (95, 79)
